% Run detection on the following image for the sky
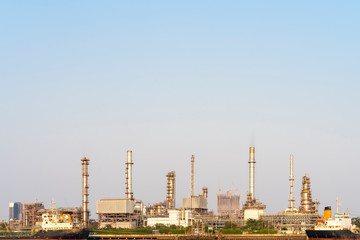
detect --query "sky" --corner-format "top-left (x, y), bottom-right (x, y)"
top-left (1, 1), bottom-right (360, 221)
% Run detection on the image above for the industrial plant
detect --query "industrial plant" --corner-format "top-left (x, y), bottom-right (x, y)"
top-left (4, 146), bottom-right (323, 234)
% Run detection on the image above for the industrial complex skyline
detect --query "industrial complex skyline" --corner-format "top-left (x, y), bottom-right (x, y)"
top-left (1, 1), bottom-right (360, 221)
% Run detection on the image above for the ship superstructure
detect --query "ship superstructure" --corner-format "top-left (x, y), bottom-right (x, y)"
top-left (306, 206), bottom-right (360, 240)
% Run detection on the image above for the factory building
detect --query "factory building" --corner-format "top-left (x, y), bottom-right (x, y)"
top-left (146, 209), bottom-right (192, 227)
top-left (217, 191), bottom-right (240, 216)
top-left (96, 151), bottom-right (144, 228)
top-left (182, 155), bottom-right (208, 213)
top-left (242, 147), bottom-right (266, 221)
top-left (97, 198), bottom-right (143, 228)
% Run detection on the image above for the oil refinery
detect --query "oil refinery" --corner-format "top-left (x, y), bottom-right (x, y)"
top-left (5, 146), bottom-right (331, 234)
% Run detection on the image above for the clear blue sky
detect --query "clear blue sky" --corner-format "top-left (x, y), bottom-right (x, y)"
top-left (1, 1), bottom-right (360, 220)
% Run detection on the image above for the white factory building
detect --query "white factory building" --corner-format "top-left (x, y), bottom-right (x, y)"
top-left (146, 209), bottom-right (192, 227)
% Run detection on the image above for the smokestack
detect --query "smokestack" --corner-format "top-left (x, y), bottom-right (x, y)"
top-left (126, 150), bottom-right (134, 200)
top-left (248, 147), bottom-right (255, 201)
top-left (191, 155), bottom-right (195, 196)
top-left (202, 187), bottom-right (208, 199)
top-left (289, 154), bottom-right (295, 210)
top-left (166, 171), bottom-right (176, 209)
top-left (81, 156), bottom-right (90, 228)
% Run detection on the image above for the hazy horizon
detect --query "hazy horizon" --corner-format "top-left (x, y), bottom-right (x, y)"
top-left (1, 1), bottom-right (360, 220)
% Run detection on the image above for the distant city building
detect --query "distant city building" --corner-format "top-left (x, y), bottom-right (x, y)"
top-left (9, 202), bottom-right (23, 221)
top-left (217, 191), bottom-right (240, 215)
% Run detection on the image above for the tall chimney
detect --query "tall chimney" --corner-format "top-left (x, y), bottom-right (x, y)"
top-left (81, 156), bottom-right (90, 228)
top-left (289, 154), bottom-right (295, 210)
top-left (166, 171), bottom-right (176, 209)
top-left (191, 155), bottom-right (195, 196)
top-left (249, 147), bottom-right (255, 201)
top-left (126, 150), bottom-right (134, 200)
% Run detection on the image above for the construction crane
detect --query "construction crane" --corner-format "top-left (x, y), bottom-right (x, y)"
top-left (2, 220), bottom-right (10, 232)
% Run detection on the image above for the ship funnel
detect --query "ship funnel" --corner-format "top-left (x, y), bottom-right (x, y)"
top-left (324, 206), bottom-right (331, 220)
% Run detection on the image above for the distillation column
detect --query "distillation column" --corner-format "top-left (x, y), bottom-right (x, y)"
top-left (81, 156), bottom-right (90, 228)
top-left (191, 155), bottom-right (195, 196)
top-left (299, 175), bottom-right (315, 213)
top-left (289, 154), bottom-right (295, 211)
top-left (249, 147), bottom-right (256, 201)
top-left (166, 171), bottom-right (176, 209)
top-left (126, 150), bottom-right (134, 200)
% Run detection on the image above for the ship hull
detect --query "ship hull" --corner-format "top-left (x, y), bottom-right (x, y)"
top-left (0, 229), bottom-right (89, 239)
top-left (306, 229), bottom-right (360, 240)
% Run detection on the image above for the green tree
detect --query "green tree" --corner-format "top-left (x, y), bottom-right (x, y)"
top-left (224, 221), bottom-right (238, 229)
top-left (245, 219), bottom-right (271, 230)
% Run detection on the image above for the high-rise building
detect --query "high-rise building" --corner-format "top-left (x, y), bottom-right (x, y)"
top-left (9, 202), bottom-right (23, 221)
top-left (217, 191), bottom-right (240, 215)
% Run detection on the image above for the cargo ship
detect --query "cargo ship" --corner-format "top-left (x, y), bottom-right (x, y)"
top-left (306, 206), bottom-right (360, 240)
top-left (0, 212), bottom-right (89, 240)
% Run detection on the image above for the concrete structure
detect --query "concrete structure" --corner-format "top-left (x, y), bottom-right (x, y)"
top-left (81, 156), bottom-right (90, 228)
top-left (244, 208), bottom-right (266, 221)
top-left (96, 151), bottom-right (144, 228)
top-left (217, 191), bottom-right (240, 216)
top-left (97, 198), bottom-right (135, 214)
top-left (9, 202), bottom-right (23, 221)
top-left (182, 196), bottom-right (208, 212)
top-left (97, 198), bottom-right (141, 228)
top-left (146, 209), bottom-right (192, 227)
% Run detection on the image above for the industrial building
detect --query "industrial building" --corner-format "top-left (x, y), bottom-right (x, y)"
top-left (146, 209), bottom-right (192, 227)
top-left (181, 155), bottom-right (208, 213)
top-left (96, 151), bottom-right (144, 228)
top-left (145, 171), bottom-right (177, 216)
top-left (262, 155), bottom-right (321, 233)
top-left (242, 147), bottom-right (266, 221)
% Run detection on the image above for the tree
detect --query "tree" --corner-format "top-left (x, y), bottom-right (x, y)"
top-left (224, 221), bottom-right (238, 229)
top-left (245, 219), bottom-right (271, 230)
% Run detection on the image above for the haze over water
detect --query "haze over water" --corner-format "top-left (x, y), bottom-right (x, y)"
top-left (1, 1), bottom-right (359, 220)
